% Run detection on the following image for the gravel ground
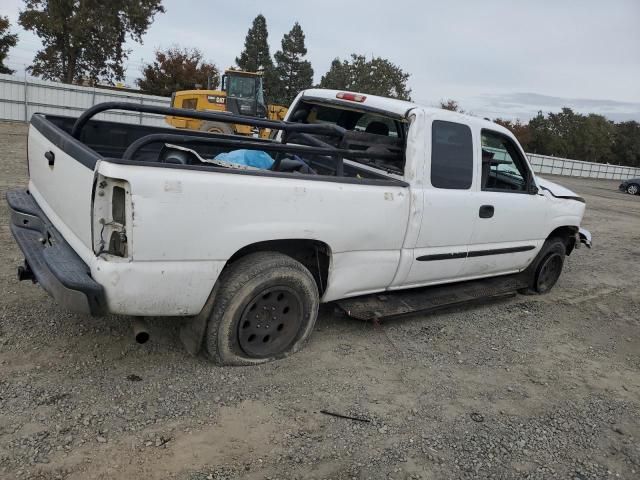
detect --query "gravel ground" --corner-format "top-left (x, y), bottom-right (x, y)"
top-left (0, 120), bottom-right (639, 480)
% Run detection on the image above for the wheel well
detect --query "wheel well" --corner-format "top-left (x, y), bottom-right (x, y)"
top-left (547, 226), bottom-right (578, 255)
top-left (225, 239), bottom-right (331, 295)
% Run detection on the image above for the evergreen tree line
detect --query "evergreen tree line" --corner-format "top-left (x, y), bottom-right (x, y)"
top-left (150, 14), bottom-right (413, 106)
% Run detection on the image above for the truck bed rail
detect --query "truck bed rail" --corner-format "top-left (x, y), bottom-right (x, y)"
top-left (70, 101), bottom-right (404, 178)
top-left (71, 102), bottom-right (346, 140)
top-left (121, 132), bottom-right (400, 173)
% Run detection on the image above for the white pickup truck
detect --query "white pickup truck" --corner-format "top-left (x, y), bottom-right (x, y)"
top-left (7, 89), bottom-right (591, 365)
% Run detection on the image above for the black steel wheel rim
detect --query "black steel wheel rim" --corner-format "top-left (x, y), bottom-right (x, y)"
top-left (537, 253), bottom-right (563, 292)
top-left (237, 286), bottom-right (303, 358)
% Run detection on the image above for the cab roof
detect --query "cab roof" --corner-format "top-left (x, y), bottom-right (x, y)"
top-left (298, 88), bottom-right (513, 137)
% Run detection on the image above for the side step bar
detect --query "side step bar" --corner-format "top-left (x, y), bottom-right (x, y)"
top-left (336, 274), bottom-right (529, 321)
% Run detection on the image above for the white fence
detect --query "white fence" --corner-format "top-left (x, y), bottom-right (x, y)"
top-left (527, 153), bottom-right (640, 181)
top-left (0, 74), bottom-right (639, 181)
top-left (0, 73), bottom-right (170, 126)
top-left (487, 144), bottom-right (640, 181)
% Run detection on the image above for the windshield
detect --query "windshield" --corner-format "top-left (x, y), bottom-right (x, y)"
top-left (227, 76), bottom-right (256, 99)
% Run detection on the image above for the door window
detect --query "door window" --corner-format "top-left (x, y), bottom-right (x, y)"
top-left (481, 130), bottom-right (529, 192)
top-left (431, 120), bottom-right (473, 189)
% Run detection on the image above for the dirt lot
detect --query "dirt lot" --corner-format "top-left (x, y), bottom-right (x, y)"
top-left (0, 120), bottom-right (639, 480)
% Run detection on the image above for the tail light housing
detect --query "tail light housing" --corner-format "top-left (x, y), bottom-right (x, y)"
top-left (92, 176), bottom-right (130, 258)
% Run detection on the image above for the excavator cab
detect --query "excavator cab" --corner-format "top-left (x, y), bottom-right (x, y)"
top-left (222, 71), bottom-right (267, 118)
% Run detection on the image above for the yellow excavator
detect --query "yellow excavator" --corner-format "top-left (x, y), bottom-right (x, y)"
top-left (166, 69), bottom-right (288, 138)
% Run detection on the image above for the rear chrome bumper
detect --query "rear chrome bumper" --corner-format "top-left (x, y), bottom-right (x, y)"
top-left (6, 189), bottom-right (106, 316)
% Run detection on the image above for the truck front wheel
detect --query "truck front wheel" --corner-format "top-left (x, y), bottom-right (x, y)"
top-left (521, 238), bottom-right (566, 295)
top-left (205, 252), bottom-right (319, 365)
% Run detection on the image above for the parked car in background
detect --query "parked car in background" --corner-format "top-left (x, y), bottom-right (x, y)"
top-left (619, 178), bottom-right (640, 195)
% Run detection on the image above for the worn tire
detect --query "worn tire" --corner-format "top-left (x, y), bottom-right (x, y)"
top-left (199, 121), bottom-right (234, 135)
top-left (205, 252), bottom-right (319, 366)
top-left (520, 237), bottom-right (566, 295)
top-left (626, 183), bottom-right (639, 195)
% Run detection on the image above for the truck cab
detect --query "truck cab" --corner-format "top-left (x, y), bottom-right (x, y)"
top-left (284, 89), bottom-right (588, 291)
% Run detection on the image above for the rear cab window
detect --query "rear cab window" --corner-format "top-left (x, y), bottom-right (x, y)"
top-left (354, 114), bottom-right (399, 137)
top-left (287, 100), bottom-right (407, 176)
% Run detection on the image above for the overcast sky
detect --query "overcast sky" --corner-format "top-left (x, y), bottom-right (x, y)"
top-left (2, 0), bottom-right (639, 121)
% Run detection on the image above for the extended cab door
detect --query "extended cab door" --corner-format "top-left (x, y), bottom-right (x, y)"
top-left (462, 129), bottom-right (547, 277)
top-left (393, 116), bottom-right (478, 287)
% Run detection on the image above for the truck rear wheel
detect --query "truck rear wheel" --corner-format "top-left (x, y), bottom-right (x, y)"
top-left (521, 238), bottom-right (566, 295)
top-left (200, 121), bottom-right (234, 135)
top-left (205, 252), bottom-right (319, 365)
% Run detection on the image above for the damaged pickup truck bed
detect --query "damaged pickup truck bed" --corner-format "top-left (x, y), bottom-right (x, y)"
top-left (7, 89), bottom-right (591, 365)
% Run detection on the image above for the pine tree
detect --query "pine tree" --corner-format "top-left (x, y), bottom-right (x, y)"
top-left (272, 22), bottom-right (313, 105)
top-left (0, 16), bottom-right (18, 75)
top-left (235, 14), bottom-right (276, 98)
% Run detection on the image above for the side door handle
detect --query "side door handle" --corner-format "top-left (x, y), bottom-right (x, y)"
top-left (479, 205), bottom-right (494, 218)
top-left (45, 150), bottom-right (55, 166)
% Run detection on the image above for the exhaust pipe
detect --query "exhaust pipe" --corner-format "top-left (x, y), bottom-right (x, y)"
top-left (132, 317), bottom-right (150, 344)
